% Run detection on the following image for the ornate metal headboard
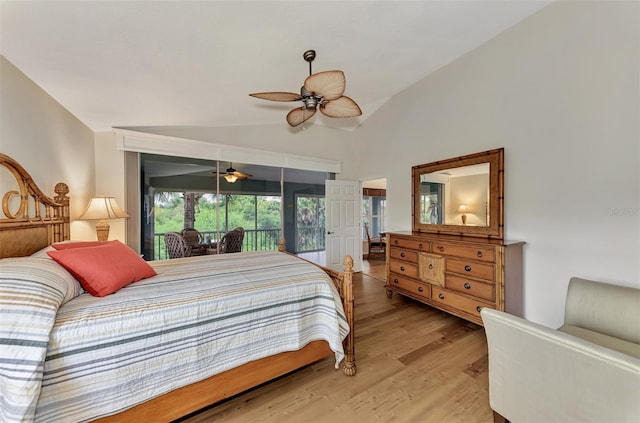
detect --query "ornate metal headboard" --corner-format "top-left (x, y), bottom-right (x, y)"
top-left (0, 153), bottom-right (70, 258)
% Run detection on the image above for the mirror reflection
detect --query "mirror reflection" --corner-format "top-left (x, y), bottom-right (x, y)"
top-left (419, 163), bottom-right (490, 226)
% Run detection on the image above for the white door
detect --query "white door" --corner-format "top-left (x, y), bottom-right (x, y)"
top-left (325, 180), bottom-right (361, 273)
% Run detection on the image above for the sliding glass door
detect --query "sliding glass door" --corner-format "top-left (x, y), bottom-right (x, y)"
top-left (139, 153), bottom-right (328, 260)
top-left (295, 195), bottom-right (325, 253)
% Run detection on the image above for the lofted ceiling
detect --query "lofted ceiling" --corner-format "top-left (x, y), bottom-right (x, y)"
top-left (0, 1), bottom-right (551, 133)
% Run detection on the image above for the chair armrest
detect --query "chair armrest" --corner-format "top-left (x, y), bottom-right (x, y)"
top-left (481, 309), bottom-right (640, 423)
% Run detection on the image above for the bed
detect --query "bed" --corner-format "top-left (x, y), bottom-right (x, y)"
top-left (0, 152), bottom-right (355, 423)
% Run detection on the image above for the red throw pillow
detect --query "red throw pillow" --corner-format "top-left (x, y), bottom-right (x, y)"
top-left (52, 241), bottom-right (111, 250)
top-left (48, 240), bottom-right (157, 297)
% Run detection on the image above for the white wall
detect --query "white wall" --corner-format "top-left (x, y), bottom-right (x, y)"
top-left (354, 1), bottom-right (639, 327)
top-left (0, 55), bottom-right (96, 240)
top-left (95, 131), bottom-right (126, 241)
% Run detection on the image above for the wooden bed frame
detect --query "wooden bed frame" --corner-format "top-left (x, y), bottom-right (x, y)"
top-left (0, 152), bottom-right (355, 422)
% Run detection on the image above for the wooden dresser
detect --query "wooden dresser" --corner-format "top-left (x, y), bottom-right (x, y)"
top-left (385, 232), bottom-right (524, 326)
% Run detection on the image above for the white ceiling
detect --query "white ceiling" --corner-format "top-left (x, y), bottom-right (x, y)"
top-left (0, 0), bottom-right (551, 132)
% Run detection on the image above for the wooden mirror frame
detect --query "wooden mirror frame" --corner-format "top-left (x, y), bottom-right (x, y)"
top-left (412, 148), bottom-right (504, 239)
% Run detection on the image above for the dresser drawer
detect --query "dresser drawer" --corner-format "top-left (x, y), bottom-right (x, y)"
top-left (390, 248), bottom-right (419, 263)
top-left (389, 259), bottom-right (419, 279)
top-left (418, 252), bottom-right (445, 286)
top-left (432, 287), bottom-right (494, 318)
top-left (388, 273), bottom-right (431, 300)
top-left (445, 274), bottom-right (495, 302)
top-left (389, 237), bottom-right (429, 252)
top-left (446, 258), bottom-right (494, 281)
top-left (432, 242), bottom-right (495, 263)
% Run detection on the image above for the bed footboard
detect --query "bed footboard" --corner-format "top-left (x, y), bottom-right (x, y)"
top-left (316, 255), bottom-right (356, 376)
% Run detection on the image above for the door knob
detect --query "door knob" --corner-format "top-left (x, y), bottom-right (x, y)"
top-left (327, 231), bottom-right (334, 235)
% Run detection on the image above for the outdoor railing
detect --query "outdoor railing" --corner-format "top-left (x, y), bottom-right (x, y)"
top-left (152, 228), bottom-right (281, 261)
top-left (296, 226), bottom-right (325, 253)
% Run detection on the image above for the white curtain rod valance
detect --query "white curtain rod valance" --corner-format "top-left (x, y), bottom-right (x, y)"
top-left (114, 129), bottom-right (342, 174)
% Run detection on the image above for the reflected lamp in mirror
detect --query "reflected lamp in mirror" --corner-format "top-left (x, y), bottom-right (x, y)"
top-left (78, 197), bottom-right (129, 241)
top-left (457, 204), bottom-right (470, 225)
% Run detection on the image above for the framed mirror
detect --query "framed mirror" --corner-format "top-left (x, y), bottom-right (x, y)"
top-left (412, 148), bottom-right (504, 239)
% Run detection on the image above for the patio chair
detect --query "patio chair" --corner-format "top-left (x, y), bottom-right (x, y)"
top-left (219, 228), bottom-right (244, 253)
top-left (181, 227), bottom-right (206, 256)
top-left (164, 232), bottom-right (191, 259)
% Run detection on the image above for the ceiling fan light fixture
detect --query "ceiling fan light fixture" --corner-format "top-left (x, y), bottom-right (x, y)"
top-left (224, 173), bottom-right (238, 183)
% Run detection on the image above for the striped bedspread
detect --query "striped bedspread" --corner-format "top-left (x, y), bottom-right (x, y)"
top-left (1, 251), bottom-right (349, 423)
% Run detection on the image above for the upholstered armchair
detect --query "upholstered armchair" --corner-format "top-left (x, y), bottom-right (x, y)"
top-left (482, 277), bottom-right (640, 423)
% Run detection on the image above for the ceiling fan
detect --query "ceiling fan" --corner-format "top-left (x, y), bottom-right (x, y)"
top-left (249, 50), bottom-right (362, 127)
top-left (221, 163), bottom-right (251, 183)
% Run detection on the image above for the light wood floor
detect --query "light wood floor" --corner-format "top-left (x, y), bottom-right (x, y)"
top-left (179, 258), bottom-right (492, 423)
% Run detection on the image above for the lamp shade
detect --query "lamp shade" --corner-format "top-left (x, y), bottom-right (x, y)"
top-left (457, 204), bottom-right (470, 214)
top-left (78, 197), bottom-right (129, 241)
top-left (78, 197), bottom-right (129, 220)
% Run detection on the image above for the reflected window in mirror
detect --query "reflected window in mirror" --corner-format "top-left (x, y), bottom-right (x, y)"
top-left (419, 181), bottom-right (443, 225)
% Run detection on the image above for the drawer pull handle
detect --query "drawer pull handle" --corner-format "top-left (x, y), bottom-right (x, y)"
top-left (428, 264), bottom-right (433, 270)
top-left (438, 245), bottom-right (444, 252)
top-left (394, 240), bottom-right (398, 245)
top-left (418, 243), bottom-right (424, 249)
top-left (418, 287), bottom-right (424, 292)
top-left (438, 293), bottom-right (445, 300)
top-left (476, 306), bottom-right (482, 312)
top-left (400, 266), bottom-right (405, 272)
top-left (393, 278), bottom-right (399, 284)
top-left (464, 283), bottom-right (471, 289)
top-left (477, 251), bottom-right (483, 258)
top-left (464, 265), bottom-right (472, 272)
top-left (400, 252), bottom-right (406, 258)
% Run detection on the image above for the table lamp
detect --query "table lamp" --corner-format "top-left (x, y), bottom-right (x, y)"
top-left (78, 197), bottom-right (129, 241)
top-left (457, 204), bottom-right (470, 225)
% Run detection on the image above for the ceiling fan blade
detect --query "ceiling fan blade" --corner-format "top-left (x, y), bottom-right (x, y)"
top-left (233, 170), bottom-right (252, 178)
top-left (319, 96), bottom-right (362, 118)
top-left (249, 92), bottom-right (302, 102)
top-left (304, 70), bottom-right (345, 101)
top-left (286, 107), bottom-right (317, 127)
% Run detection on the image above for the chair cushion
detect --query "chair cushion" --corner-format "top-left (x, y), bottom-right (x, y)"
top-left (559, 325), bottom-right (640, 359)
